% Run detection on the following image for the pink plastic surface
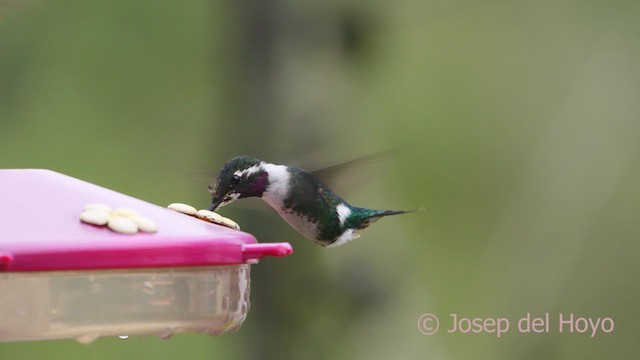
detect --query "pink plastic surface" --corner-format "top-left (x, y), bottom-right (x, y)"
top-left (0, 169), bottom-right (292, 272)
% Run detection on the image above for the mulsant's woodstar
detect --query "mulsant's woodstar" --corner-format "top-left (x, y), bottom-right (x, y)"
top-left (208, 156), bottom-right (413, 248)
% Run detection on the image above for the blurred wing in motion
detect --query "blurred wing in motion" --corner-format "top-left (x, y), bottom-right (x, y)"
top-left (308, 148), bottom-right (401, 196)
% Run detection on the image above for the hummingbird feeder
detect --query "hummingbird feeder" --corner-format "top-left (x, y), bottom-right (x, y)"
top-left (0, 169), bottom-right (292, 343)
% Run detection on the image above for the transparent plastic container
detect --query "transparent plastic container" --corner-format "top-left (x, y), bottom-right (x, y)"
top-left (0, 169), bottom-right (292, 343)
top-left (0, 266), bottom-right (251, 343)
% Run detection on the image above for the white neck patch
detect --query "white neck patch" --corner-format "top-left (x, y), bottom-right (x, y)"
top-left (261, 163), bottom-right (291, 202)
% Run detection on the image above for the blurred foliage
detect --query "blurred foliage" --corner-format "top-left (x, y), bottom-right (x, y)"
top-left (1, 0), bottom-right (639, 359)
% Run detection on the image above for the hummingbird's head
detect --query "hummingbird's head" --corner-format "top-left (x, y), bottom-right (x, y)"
top-left (208, 156), bottom-right (269, 211)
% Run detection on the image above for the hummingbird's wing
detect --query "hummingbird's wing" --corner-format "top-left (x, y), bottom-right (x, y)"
top-left (308, 149), bottom-right (398, 196)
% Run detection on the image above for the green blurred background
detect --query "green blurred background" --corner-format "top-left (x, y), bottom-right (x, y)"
top-left (1, 0), bottom-right (639, 359)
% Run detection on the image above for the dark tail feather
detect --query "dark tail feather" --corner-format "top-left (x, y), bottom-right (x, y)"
top-left (356, 208), bottom-right (419, 229)
top-left (377, 209), bottom-right (415, 217)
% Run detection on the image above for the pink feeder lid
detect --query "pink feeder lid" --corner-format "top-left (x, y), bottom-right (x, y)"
top-left (0, 169), bottom-right (292, 272)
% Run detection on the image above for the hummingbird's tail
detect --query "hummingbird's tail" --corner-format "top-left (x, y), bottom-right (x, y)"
top-left (354, 208), bottom-right (416, 230)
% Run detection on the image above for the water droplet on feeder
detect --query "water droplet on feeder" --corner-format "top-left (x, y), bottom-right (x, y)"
top-left (76, 334), bottom-right (99, 344)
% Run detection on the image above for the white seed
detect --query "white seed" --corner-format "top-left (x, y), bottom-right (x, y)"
top-left (217, 216), bottom-right (240, 230)
top-left (167, 203), bottom-right (198, 216)
top-left (113, 207), bottom-right (141, 218)
top-left (80, 209), bottom-right (111, 226)
top-left (131, 216), bottom-right (158, 233)
top-left (195, 209), bottom-right (224, 222)
top-left (108, 216), bottom-right (139, 234)
top-left (84, 203), bottom-right (113, 212)
top-left (196, 209), bottom-right (240, 230)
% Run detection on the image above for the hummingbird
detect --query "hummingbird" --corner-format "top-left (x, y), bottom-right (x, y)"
top-left (207, 156), bottom-right (413, 248)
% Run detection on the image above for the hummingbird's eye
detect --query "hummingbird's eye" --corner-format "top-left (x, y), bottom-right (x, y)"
top-left (231, 174), bottom-right (241, 185)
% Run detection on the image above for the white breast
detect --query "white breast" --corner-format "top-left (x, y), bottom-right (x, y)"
top-left (260, 163), bottom-right (323, 241)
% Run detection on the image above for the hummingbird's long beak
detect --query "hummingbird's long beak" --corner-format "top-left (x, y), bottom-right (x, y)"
top-left (208, 200), bottom-right (222, 211)
top-left (208, 190), bottom-right (223, 211)
top-left (208, 185), bottom-right (226, 211)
